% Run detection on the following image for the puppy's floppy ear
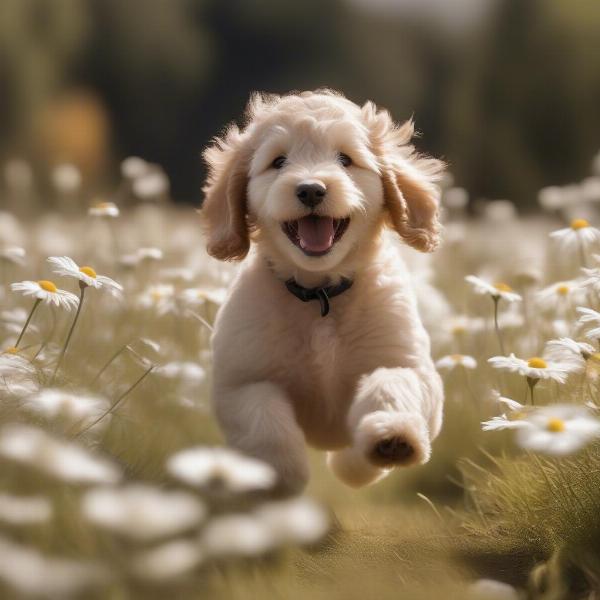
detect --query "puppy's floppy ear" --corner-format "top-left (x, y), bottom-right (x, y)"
top-left (201, 124), bottom-right (252, 261)
top-left (364, 102), bottom-right (444, 252)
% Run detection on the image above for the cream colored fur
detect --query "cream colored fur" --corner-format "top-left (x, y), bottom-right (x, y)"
top-left (202, 90), bottom-right (445, 493)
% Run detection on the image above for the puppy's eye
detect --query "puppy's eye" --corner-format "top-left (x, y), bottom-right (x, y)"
top-left (338, 153), bottom-right (352, 167)
top-left (272, 156), bottom-right (286, 169)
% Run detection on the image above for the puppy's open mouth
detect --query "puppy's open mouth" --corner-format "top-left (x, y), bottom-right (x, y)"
top-left (282, 216), bottom-right (350, 256)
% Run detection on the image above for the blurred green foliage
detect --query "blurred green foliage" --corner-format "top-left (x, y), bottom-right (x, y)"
top-left (0, 0), bottom-right (599, 206)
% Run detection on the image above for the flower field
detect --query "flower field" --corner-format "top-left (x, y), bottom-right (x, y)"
top-left (1, 154), bottom-right (600, 598)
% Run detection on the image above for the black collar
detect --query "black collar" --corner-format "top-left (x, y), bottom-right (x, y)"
top-left (284, 277), bottom-right (353, 317)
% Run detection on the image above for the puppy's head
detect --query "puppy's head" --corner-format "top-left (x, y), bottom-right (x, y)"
top-left (201, 90), bottom-right (444, 274)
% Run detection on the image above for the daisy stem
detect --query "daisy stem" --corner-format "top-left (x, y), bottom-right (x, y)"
top-left (74, 364), bottom-right (154, 437)
top-left (186, 309), bottom-right (214, 332)
top-left (50, 282), bottom-right (86, 384)
top-left (492, 296), bottom-right (506, 355)
top-left (92, 342), bottom-right (131, 386)
top-left (527, 377), bottom-right (538, 405)
top-left (15, 298), bottom-right (41, 348)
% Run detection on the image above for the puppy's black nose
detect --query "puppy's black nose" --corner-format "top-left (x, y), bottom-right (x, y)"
top-left (296, 182), bottom-right (326, 208)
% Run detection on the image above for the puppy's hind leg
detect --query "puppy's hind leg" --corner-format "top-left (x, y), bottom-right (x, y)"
top-left (213, 381), bottom-right (309, 495)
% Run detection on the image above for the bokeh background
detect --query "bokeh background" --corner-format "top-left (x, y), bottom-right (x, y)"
top-left (1, 0), bottom-right (599, 207)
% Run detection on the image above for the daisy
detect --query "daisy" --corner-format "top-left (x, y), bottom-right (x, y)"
top-left (435, 354), bottom-right (477, 371)
top-left (82, 484), bottom-right (205, 542)
top-left (10, 279), bottom-right (79, 349)
top-left (121, 156), bottom-right (149, 179)
top-left (156, 361), bottom-right (206, 383)
top-left (10, 280), bottom-right (79, 309)
top-left (545, 337), bottom-right (595, 361)
top-left (0, 537), bottom-right (109, 598)
top-left (21, 389), bottom-right (110, 429)
top-left (465, 275), bottom-right (522, 303)
top-left (468, 579), bottom-right (519, 600)
top-left (488, 353), bottom-right (577, 384)
top-left (51, 163), bottom-right (81, 194)
top-left (88, 201), bottom-right (119, 218)
top-left (48, 256), bottom-right (122, 294)
top-left (0, 424), bottom-right (122, 485)
top-left (47, 257), bottom-right (122, 383)
top-left (201, 514), bottom-right (275, 558)
top-left (255, 498), bottom-right (329, 546)
top-left (538, 185), bottom-right (565, 211)
top-left (166, 446), bottom-right (276, 493)
top-left (445, 315), bottom-right (485, 338)
top-left (0, 246), bottom-right (26, 265)
top-left (576, 306), bottom-right (600, 340)
top-left (131, 540), bottom-right (204, 582)
top-left (482, 393), bottom-right (532, 431)
top-left (119, 247), bottom-right (164, 268)
top-left (550, 219), bottom-right (600, 265)
top-left (180, 286), bottom-right (227, 306)
top-left (536, 280), bottom-right (585, 313)
top-left (138, 284), bottom-right (177, 315)
top-left (132, 168), bottom-right (169, 200)
top-left (516, 405), bottom-right (600, 456)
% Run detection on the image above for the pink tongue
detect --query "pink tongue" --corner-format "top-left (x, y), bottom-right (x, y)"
top-left (297, 216), bottom-right (335, 252)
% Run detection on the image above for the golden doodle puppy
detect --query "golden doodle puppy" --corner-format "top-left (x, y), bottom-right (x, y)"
top-left (202, 90), bottom-right (444, 493)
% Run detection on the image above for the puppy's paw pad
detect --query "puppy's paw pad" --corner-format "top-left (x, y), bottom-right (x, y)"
top-left (370, 437), bottom-right (415, 467)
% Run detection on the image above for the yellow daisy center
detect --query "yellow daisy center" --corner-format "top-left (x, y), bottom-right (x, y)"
top-left (37, 280), bottom-right (58, 293)
top-left (79, 266), bottom-right (97, 278)
top-left (95, 202), bottom-right (112, 209)
top-left (571, 218), bottom-right (589, 230)
top-left (151, 291), bottom-right (163, 302)
top-left (3, 346), bottom-right (18, 354)
top-left (450, 354), bottom-right (463, 362)
top-left (527, 357), bottom-right (547, 369)
top-left (556, 285), bottom-right (569, 296)
top-left (510, 411), bottom-right (527, 421)
top-left (451, 325), bottom-right (466, 335)
top-left (547, 418), bottom-right (565, 433)
top-left (494, 282), bottom-right (513, 293)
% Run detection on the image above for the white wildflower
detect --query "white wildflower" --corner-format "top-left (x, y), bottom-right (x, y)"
top-left (255, 497), bottom-right (329, 545)
top-left (202, 514), bottom-right (275, 557)
top-left (21, 389), bottom-right (110, 428)
top-left (88, 201), bottom-right (119, 218)
top-left (550, 218), bottom-right (600, 255)
top-left (0, 246), bottom-right (26, 265)
top-left (82, 484), bottom-right (205, 541)
top-left (167, 447), bottom-right (276, 493)
top-left (138, 284), bottom-right (177, 315)
top-left (51, 163), bottom-right (81, 194)
top-left (536, 280), bottom-right (585, 313)
top-left (516, 405), bottom-right (600, 456)
top-left (465, 276), bottom-right (522, 302)
top-left (0, 536), bottom-right (108, 598)
top-left (48, 256), bottom-right (122, 294)
top-left (131, 540), bottom-right (204, 581)
top-left (435, 354), bottom-right (477, 371)
top-left (0, 424), bottom-right (121, 485)
top-left (488, 352), bottom-right (578, 383)
top-left (10, 280), bottom-right (79, 309)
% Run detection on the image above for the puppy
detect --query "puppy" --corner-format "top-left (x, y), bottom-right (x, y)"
top-left (201, 90), bottom-right (444, 493)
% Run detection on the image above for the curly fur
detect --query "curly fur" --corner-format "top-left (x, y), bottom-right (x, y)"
top-left (202, 90), bottom-right (445, 493)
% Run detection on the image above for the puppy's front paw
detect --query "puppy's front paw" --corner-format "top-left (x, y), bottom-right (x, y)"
top-left (355, 411), bottom-right (431, 468)
top-left (370, 436), bottom-right (415, 467)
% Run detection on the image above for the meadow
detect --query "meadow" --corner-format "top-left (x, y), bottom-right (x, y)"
top-left (1, 155), bottom-right (600, 599)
